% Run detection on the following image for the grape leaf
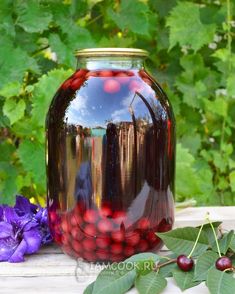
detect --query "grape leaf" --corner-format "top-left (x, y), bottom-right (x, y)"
top-left (172, 269), bottom-right (200, 291)
top-left (0, 36), bottom-right (39, 88)
top-left (15, 0), bottom-right (52, 33)
top-left (91, 265), bottom-right (136, 294)
top-left (108, 0), bottom-right (151, 35)
top-left (135, 272), bottom-right (167, 294)
top-left (17, 139), bottom-right (46, 185)
top-left (156, 227), bottom-right (208, 256)
top-left (0, 0), bottom-right (15, 37)
top-left (194, 251), bottom-right (219, 281)
top-left (31, 68), bottom-right (73, 127)
top-left (3, 98), bottom-right (26, 125)
top-left (229, 171), bottom-right (235, 192)
top-left (0, 82), bottom-right (21, 98)
top-left (167, 2), bottom-right (216, 51)
top-left (206, 268), bottom-right (235, 294)
top-left (0, 162), bottom-right (17, 205)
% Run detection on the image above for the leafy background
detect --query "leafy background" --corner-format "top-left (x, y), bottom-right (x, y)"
top-left (0, 0), bottom-right (234, 206)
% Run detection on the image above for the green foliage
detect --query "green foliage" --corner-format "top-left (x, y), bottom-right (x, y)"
top-left (85, 222), bottom-right (235, 294)
top-left (0, 0), bottom-right (234, 205)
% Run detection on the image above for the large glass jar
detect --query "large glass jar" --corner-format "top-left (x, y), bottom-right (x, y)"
top-left (46, 48), bottom-right (175, 263)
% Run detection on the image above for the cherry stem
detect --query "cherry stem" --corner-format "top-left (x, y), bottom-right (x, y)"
top-left (188, 223), bottom-right (204, 258)
top-left (206, 214), bottom-right (222, 257)
top-left (154, 258), bottom-right (177, 271)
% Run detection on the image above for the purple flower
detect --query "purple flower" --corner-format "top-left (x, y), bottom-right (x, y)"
top-left (0, 195), bottom-right (52, 262)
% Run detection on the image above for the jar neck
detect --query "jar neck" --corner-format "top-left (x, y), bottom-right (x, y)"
top-left (76, 56), bottom-right (145, 70)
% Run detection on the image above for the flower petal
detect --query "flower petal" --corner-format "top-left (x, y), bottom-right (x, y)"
top-left (8, 239), bottom-right (27, 263)
top-left (0, 237), bottom-right (18, 262)
top-left (23, 228), bottom-right (42, 254)
top-left (0, 222), bottom-right (13, 238)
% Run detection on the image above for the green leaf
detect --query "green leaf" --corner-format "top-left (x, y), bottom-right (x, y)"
top-left (108, 0), bottom-right (152, 35)
top-left (206, 268), bottom-right (235, 294)
top-left (156, 227), bottom-right (208, 256)
top-left (125, 253), bottom-right (160, 263)
top-left (135, 260), bottom-right (155, 276)
top-left (31, 69), bottom-right (73, 127)
top-left (204, 97), bottom-right (228, 117)
top-left (229, 171), bottom-right (235, 192)
top-left (17, 139), bottom-right (46, 186)
top-left (229, 235), bottom-right (235, 252)
top-left (0, 82), bottom-right (21, 98)
top-left (0, 162), bottom-right (17, 204)
top-left (172, 269), bottom-right (200, 291)
top-left (84, 282), bottom-right (94, 294)
top-left (167, 2), bottom-right (216, 51)
top-left (0, 36), bottom-right (39, 88)
top-left (15, 0), bottom-right (52, 33)
top-left (0, 141), bottom-right (16, 162)
top-left (227, 74), bottom-right (235, 98)
top-left (0, 0), bottom-right (15, 37)
top-left (212, 230), bottom-right (234, 255)
top-left (135, 272), bottom-right (167, 294)
top-left (3, 98), bottom-right (26, 125)
top-left (194, 251), bottom-right (219, 281)
top-left (92, 265), bottom-right (136, 294)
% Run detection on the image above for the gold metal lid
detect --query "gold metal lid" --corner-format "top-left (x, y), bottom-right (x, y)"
top-left (75, 48), bottom-right (148, 57)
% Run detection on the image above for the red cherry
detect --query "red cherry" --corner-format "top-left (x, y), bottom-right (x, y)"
top-left (61, 217), bottom-right (69, 233)
top-left (113, 211), bottom-right (126, 222)
top-left (96, 236), bottom-right (111, 249)
top-left (86, 71), bottom-right (98, 78)
top-left (83, 251), bottom-right (96, 262)
top-left (111, 230), bottom-right (125, 242)
top-left (84, 209), bottom-right (99, 224)
top-left (103, 79), bottom-right (120, 93)
top-left (72, 240), bottom-right (82, 253)
top-left (126, 231), bottom-right (141, 246)
top-left (70, 214), bottom-right (81, 226)
top-left (100, 206), bottom-right (112, 218)
top-left (177, 255), bottom-right (194, 272)
top-left (61, 79), bottom-right (72, 90)
top-left (138, 218), bottom-right (150, 230)
top-left (110, 243), bottom-right (123, 255)
top-left (61, 234), bottom-right (70, 246)
top-left (70, 78), bottom-right (84, 91)
top-left (82, 237), bottom-right (96, 251)
top-left (129, 80), bottom-right (142, 92)
top-left (97, 219), bottom-right (113, 233)
top-left (111, 254), bottom-right (123, 262)
top-left (96, 250), bottom-right (109, 261)
top-left (73, 69), bottom-right (88, 78)
top-left (146, 230), bottom-right (160, 244)
top-left (142, 77), bottom-right (152, 86)
top-left (99, 70), bottom-right (114, 77)
top-left (49, 211), bottom-right (58, 223)
top-left (124, 246), bottom-right (135, 257)
top-left (139, 70), bottom-right (149, 78)
top-left (83, 224), bottom-right (97, 236)
top-left (138, 240), bottom-right (149, 251)
top-left (71, 227), bottom-right (84, 241)
top-left (215, 256), bottom-right (232, 271)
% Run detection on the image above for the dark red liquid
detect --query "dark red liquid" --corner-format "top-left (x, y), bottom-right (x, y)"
top-left (46, 68), bottom-right (175, 262)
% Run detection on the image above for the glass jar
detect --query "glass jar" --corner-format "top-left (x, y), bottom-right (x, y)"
top-left (46, 48), bottom-right (176, 263)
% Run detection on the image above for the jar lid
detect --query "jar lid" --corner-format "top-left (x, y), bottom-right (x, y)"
top-left (75, 48), bottom-right (149, 57)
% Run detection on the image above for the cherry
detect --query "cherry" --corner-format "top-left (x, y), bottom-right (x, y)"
top-left (73, 69), bottom-right (87, 78)
top-left (177, 255), bottom-right (194, 272)
top-left (137, 218), bottom-right (150, 230)
top-left (215, 256), bottom-right (232, 271)
top-left (124, 246), bottom-right (135, 257)
top-left (100, 206), bottom-right (112, 218)
top-left (70, 214), bottom-right (81, 226)
top-left (96, 236), bottom-right (111, 249)
top-left (116, 72), bottom-right (130, 84)
top-left (126, 231), bottom-right (141, 246)
top-left (71, 227), bottom-right (84, 241)
top-left (99, 70), bottom-right (114, 77)
top-left (86, 71), bottom-right (98, 78)
top-left (61, 79), bottom-right (72, 90)
top-left (129, 80), bottom-right (142, 92)
top-left (83, 224), bottom-right (97, 236)
top-left (82, 237), bottom-right (96, 251)
top-left (61, 217), bottom-right (69, 233)
top-left (97, 219), bottom-right (113, 233)
top-left (84, 209), bottom-right (99, 224)
top-left (70, 78), bottom-right (84, 91)
top-left (111, 230), bottom-right (125, 242)
top-left (96, 249), bottom-right (109, 261)
top-left (110, 243), bottom-right (123, 255)
top-left (103, 79), bottom-right (120, 93)
top-left (72, 240), bottom-right (82, 253)
top-left (138, 239), bottom-right (149, 251)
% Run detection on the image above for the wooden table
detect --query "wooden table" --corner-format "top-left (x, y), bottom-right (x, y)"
top-left (0, 207), bottom-right (234, 294)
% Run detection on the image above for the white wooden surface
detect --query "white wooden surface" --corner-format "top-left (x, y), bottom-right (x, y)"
top-left (0, 207), bottom-right (234, 294)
